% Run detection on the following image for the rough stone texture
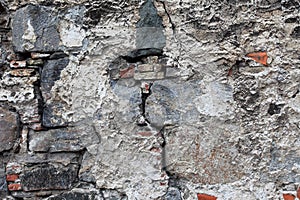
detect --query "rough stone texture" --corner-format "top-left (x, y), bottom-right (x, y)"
top-left (29, 125), bottom-right (99, 152)
top-left (0, 0), bottom-right (300, 199)
top-left (22, 164), bottom-right (78, 191)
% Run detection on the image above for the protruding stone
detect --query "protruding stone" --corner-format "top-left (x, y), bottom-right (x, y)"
top-left (0, 107), bottom-right (19, 152)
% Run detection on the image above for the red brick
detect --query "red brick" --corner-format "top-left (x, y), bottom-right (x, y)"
top-left (8, 183), bottom-right (21, 191)
top-left (283, 194), bottom-right (295, 200)
top-left (197, 193), bottom-right (217, 200)
top-left (297, 187), bottom-right (300, 199)
top-left (120, 66), bottom-right (134, 78)
top-left (160, 182), bottom-right (167, 186)
top-left (246, 51), bottom-right (268, 66)
top-left (6, 174), bottom-right (19, 182)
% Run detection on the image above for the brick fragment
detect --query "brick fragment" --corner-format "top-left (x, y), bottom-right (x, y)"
top-left (283, 194), bottom-right (295, 200)
top-left (197, 193), bottom-right (217, 200)
top-left (8, 183), bottom-right (21, 191)
top-left (120, 66), bottom-right (134, 78)
top-left (10, 69), bottom-right (35, 77)
top-left (6, 174), bottom-right (19, 182)
top-left (246, 51), bottom-right (268, 66)
top-left (10, 60), bottom-right (26, 68)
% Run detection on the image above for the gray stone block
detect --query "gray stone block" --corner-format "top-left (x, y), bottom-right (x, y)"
top-left (12, 5), bottom-right (61, 52)
top-left (0, 107), bottom-right (19, 152)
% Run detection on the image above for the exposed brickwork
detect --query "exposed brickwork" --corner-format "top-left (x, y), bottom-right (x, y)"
top-left (6, 174), bottom-right (19, 182)
top-left (8, 183), bottom-right (21, 191)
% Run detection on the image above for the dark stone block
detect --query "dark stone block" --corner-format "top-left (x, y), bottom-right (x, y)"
top-left (0, 107), bottom-right (19, 152)
top-left (137, 0), bottom-right (163, 28)
top-left (41, 58), bottom-right (69, 107)
top-left (22, 164), bottom-right (78, 191)
top-left (136, 0), bottom-right (166, 50)
top-left (42, 102), bottom-right (68, 128)
top-left (12, 5), bottom-right (61, 52)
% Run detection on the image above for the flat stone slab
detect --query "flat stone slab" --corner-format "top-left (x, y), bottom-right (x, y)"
top-left (0, 107), bottom-right (18, 152)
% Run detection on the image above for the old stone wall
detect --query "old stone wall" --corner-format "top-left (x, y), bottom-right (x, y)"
top-left (0, 0), bottom-right (300, 199)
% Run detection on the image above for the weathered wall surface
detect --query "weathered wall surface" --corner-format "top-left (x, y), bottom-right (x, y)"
top-left (0, 0), bottom-right (300, 199)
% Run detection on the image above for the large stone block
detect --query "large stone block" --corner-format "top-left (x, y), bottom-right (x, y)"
top-left (29, 126), bottom-right (99, 153)
top-left (136, 0), bottom-right (165, 50)
top-left (22, 164), bottom-right (78, 191)
top-left (12, 5), bottom-right (61, 52)
top-left (0, 107), bottom-right (19, 152)
top-left (164, 124), bottom-right (245, 185)
top-left (41, 58), bottom-right (69, 101)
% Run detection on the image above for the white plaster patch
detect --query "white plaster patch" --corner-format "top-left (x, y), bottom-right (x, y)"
top-left (59, 20), bottom-right (86, 48)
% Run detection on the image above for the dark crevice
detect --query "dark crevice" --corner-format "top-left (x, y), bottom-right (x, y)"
top-left (122, 48), bottom-right (163, 63)
top-left (160, 1), bottom-right (176, 31)
top-left (160, 126), bottom-right (183, 200)
top-left (137, 82), bottom-right (153, 126)
top-left (268, 103), bottom-right (283, 115)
